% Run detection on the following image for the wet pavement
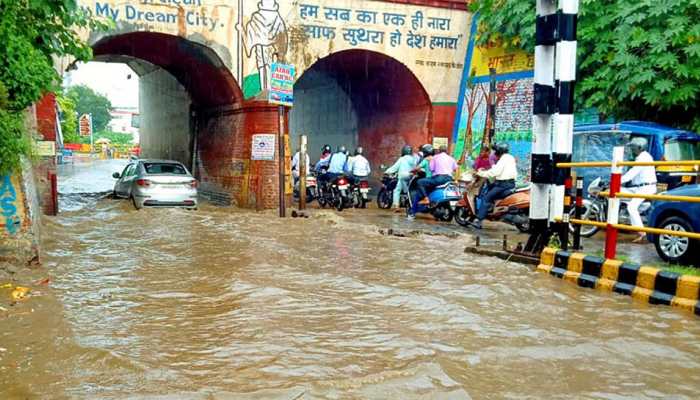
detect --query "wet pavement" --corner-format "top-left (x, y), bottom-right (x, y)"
top-left (1, 159), bottom-right (699, 399)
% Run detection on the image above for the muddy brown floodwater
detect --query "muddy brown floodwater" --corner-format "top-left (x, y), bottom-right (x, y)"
top-left (1, 160), bottom-right (700, 399)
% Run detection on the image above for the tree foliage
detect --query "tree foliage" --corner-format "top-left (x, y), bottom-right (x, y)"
top-left (0, 1), bottom-right (106, 174)
top-left (66, 84), bottom-right (113, 133)
top-left (56, 94), bottom-right (79, 143)
top-left (470, 0), bottom-right (700, 132)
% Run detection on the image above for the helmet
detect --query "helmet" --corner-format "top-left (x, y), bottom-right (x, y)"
top-left (337, 145), bottom-right (347, 154)
top-left (322, 144), bottom-right (332, 153)
top-left (401, 145), bottom-right (413, 156)
top-left (355, 146), bottom-right (364, 156)
top-left (420, 144), bottom-right (434, 156)
top-left (628, 137), bottom-right (648, 152)
top-left (494, 142), bottom-right (509, 156)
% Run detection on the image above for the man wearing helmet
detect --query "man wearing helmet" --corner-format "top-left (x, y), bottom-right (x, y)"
top-left (314, 144), bottom-right (333, 173)
top-left (473, 142), bottom-right (517, 229)
top-left (406, 144), bottom-right (435, 218)
top-left (385, 145), bottom-right (417, 211)
top-left (416, 145), bottom-right (458, 206)
top-left (345, 147), bottom-right (371, 184)
top-left (621, 137), bottom-right (657, 242)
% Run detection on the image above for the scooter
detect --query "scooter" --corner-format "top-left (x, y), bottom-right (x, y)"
top-left (568, 177), bottom-right (652, 238)
top-left (293, 174), bottom-right (317, 203)
top-left (454, 172), bottom-right (531, 232)
top-left (377, 174), bottom-right (409, 209)
top-left (406, 176), bottom-right (462, 221)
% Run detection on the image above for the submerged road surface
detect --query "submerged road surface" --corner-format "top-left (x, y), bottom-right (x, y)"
top-left (1, 159), bottom-right (699, 399)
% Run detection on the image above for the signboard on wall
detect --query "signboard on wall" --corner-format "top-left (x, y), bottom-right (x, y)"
top-left (251, 134), bottom-right (277, 161)
top-left (269, 63), bottom-right (295, 107)
top-left (79, 114), bottom-right (92, 137)
top-left (36, 141), bottom-right (56, 157)
top-left (432, 137), bottom-right (449, 150)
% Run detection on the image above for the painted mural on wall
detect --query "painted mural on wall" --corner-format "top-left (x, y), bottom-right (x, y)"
top-left (452, 36), bottom-right (535, 182)
top-left (0, 175), bottom-right (21, 236)
top-left (77, 0), bottom-right (471, 104)
top-left (453, 24), bottom-right (602, 183)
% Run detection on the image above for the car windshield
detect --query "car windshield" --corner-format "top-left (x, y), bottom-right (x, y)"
top-left (664, 139), bottom-right (700, 161)
top-left (143, 163), bottom-right (188, 175)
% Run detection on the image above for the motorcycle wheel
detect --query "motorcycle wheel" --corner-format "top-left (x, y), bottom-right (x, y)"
top-left (515, 221), bottom-right (530, 233)
top-left (568, 205), bottom-right (600, 238)
top-left (433, 205), bottom-right (453, 222)
top-left (359, 197), bottom-right (367, 209)
top-left (377, 189), bottom-right (392, 209)
top-left (335, 196), bottom-right (344, 211)
top-left (454, 207), bottom-right (473, 227)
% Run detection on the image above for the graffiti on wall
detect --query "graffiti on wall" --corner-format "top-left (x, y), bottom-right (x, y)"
top-left (79, 0), bottom-right (471, 104)
top-left (0, 175), bottom-right (20, 235)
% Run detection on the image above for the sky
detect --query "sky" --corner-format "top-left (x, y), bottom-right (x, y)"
top-left (63, 62), bottom-right (140, 110)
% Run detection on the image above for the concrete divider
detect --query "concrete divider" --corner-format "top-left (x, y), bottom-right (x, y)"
top-left (537, 247), bottom-right (700, 315)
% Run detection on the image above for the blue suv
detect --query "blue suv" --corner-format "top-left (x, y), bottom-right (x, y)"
top-left (647, 184), bottom-right (700, 265)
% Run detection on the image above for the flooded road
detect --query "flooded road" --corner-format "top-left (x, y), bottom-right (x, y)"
top-left (2, 159), bottom-right (700, 399)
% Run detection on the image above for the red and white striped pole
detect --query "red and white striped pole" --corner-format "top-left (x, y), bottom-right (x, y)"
top-left (604, 146), bottom-right (625, 259)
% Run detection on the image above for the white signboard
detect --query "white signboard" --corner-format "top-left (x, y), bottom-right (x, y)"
top-left (251, 134), bottom-right (277, 161)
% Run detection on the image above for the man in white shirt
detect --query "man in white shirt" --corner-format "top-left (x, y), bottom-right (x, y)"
top-left (621, 137), bottom-right (657, 242)
top-left (291, 150), bottom-right (310, 182)
top-left (473, 142), bottom-right (518, 229)
top-left (346, 146), bottom-right (371, 183)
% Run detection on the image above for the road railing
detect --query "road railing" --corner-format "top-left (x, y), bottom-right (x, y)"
top-left (555, 147), bottom-right (700, 259)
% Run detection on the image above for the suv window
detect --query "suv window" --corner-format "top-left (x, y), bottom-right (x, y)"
top-left (143, 163), bottom-right (187, 175)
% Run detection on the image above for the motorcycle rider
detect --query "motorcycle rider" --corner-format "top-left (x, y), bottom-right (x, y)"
top-left (407, 144), bottom-right (434, 219)
top-left (291, 149), bottom-right (310, 184)
top-left (321, 145), bottom-right (348, 183)
top-left (345, 146), bottom-right (371, 184)
top-left (417, 145), bottom-right (457, 205)
top-left (472, 142), bottom-right (517, 229)
top-left (621, 137), bottom-right (657, 242)
top-left (385, 145), bottom-right (417, 212)
top-left (314, 144), bottom-right (333, 173)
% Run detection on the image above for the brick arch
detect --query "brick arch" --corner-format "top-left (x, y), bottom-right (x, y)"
top-left (292, 49), bottom-right (433, 174)
top-left (91, 32), bottom-right (243, 108)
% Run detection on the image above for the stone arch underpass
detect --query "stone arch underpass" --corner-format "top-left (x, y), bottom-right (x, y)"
top-left (290, 49), bottom-right (432, 181)
top-left (35, 0), bottom-right (470, 211)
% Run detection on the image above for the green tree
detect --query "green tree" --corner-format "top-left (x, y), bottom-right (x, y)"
top-left (470, 0), bottom-right (700, 132)
top-left (0, 1), bottom-right (106, 174)
top-left (79, 130), bottom-right (134, 145)
top-left (56, 94), bottom-right (79, 143)
top-left (66, 84), bottom-right (113, 133)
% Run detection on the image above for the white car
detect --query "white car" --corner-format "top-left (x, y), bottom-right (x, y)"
top-left (112, 159), bottom-right (198, 209)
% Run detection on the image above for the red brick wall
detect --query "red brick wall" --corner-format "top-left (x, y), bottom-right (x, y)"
top-left (431, 104), bottom-right (458, 148)
top-left (196, 101), bottom-right (288, 209)
top-left (358, 104), bottom-right (431, 174)
top-left (35, 93), bottom-right (57, 141)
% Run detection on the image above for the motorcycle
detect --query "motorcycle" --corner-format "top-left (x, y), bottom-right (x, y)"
top-left (406, 176), bottom-right (462, 221)
top-left (377, 174), bottom-right (409, 209)
top-left (454, 172), bottom-right (531, 233)
top-left (317, 173), bottom-right (352, 211)
top-left (569, 177), bottom-right (652, 238)
top-left (350, 177), bottom-right (370, 208)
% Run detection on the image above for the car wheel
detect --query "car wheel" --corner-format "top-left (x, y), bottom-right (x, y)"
top-left (654, 216), bottom-right (696, 264)
top-left (131, 196), bottom-right (141, 210)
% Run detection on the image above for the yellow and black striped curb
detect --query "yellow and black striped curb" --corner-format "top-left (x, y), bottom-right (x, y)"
top-left (537, 247), bottom-right (700, 315)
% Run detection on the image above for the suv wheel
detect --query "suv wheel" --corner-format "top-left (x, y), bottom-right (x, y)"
top-left (654, 216), bottom-right (696, 264)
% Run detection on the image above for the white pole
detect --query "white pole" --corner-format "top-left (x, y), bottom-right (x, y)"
top-left (525, 0), bottom-right (557, 252)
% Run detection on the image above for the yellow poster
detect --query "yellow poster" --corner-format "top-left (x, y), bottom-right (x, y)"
top-left (471, 44), bottom-right (534, 76)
